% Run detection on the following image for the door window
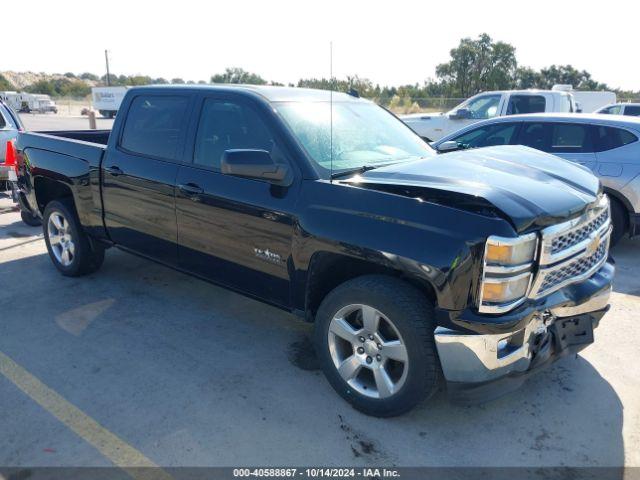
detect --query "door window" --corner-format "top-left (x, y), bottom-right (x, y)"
top-left (518, 123), bottom-right (550, 151)
top-left (624, 106), bottom-right (640, 117)
top-left (194, 99), bottom-right (276, 170)
top-left (594, 126), bottom-right (638, 152)
top-left (452, 123), bottom-right (520, 149)
top-left (506, 95), bottom-right (546, 115)
top-left (463, 95), bottom-right (502, 119)
top-left (600, 105), bottom-right (622, 115)
top-left (549, 124), bottom-right (593, 153)
top-left (120, 95), bottom-right (190, 161)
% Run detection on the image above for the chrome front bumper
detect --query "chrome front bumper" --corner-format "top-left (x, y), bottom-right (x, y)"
top-left (434, 286), bottom-right (611, 385)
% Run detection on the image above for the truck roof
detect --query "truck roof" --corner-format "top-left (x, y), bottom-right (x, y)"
top-left (126, 84), bottom-right (365, 103)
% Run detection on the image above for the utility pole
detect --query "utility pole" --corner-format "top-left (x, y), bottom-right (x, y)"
top-left (105, 50), bottom-right (111, 86)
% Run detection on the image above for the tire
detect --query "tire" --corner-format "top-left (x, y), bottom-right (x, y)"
top-left (21, 209), bottom-right (42, 227)
top-left (43, 199), bottom-right (105, 276)
top-left (314, 275), bottom-right (441, 417)
top-left (609, 197), bottom-right (627, 247)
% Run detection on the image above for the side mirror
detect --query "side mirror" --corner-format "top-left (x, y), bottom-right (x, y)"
top-left (450, 108), bottom-right (471, 120)
top-left (437, 141), bottom-right (460, 153)
top-left (221, 149), bottom-right (289, 183)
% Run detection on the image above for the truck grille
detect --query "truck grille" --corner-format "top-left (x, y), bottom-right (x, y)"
top-left (550, 208), bottom-right (609, 254)
top-left (530, 195), bottom-right (611, 299)
top-left (538, 238), bottom-right (608, 294)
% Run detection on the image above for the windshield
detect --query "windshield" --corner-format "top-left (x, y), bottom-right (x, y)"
top-left (275, 101), bottom-right (434, 174)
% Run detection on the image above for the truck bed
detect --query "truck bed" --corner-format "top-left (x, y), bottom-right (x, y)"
top-left (20, 130), bottom-right (109, 165)
top-left (36, 130), bottom-right (110, 145)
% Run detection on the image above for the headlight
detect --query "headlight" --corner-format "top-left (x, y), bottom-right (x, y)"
top-left (478, 233), bottom-right (538, 313)
top-left (485, 236), bottom-right (537, 265)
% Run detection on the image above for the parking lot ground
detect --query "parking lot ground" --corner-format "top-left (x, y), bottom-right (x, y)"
top-left (1, 191), bottom-right (640, 470)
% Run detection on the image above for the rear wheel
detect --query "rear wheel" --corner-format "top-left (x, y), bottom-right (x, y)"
top-left (314, 275), bottom-right (441, 417)
top-left (20, 209), bottom-right (42, 227)
top-left (609, 197), bottom-right (627, 246)
top-left (43, 199), bottom-right (105, 276)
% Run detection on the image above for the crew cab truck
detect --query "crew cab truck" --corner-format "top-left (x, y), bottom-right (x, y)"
top-left (402, 89), bottom-right (577, 142)
top-left (14, 85), bottom-right (614, 416)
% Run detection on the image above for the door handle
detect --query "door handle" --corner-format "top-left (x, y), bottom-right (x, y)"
top-left (106, 165), bottom-right (123, 176)
top-left (178, 183), bottom-right (204, 196)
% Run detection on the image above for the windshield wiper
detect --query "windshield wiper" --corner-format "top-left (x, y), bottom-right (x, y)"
top-left (330, 165), bottom-right (379, 179)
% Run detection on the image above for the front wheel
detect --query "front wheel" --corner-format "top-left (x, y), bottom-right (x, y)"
top-left (43, 199), bottom-right (105, 276)
top-left (314, 275), bottom-right (441, 417)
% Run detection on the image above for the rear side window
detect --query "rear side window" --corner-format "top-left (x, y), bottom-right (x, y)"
top-left (594, 126), bottom-right (638, 152)
top-left (193, 99), bottom-right (275, 170)
top-left (120, 95), bottom-right (189, 161)
top-left (625, 106), bottom-right (640, 117)
top-left (506, 95), bottom-right (546, 115)
top-left (549, 124), bottom-right (593, 153)
top-left (452, 123), bottom-right (520, 149)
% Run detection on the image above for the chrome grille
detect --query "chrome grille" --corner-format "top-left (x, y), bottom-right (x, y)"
top-left (538, 238), bottom-right (608, 294)
top-left (530, 195), bottom-right (611, 299)
top-left (551, 208), bottom-right (608, 254)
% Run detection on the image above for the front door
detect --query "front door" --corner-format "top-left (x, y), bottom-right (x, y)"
top-left (101, 93), bottom-right (192, 265)
top-left (175, 95), bottom-right (298, 307)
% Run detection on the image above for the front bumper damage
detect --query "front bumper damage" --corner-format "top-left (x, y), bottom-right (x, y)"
top-left (434, 260), bottom-right (614, 403)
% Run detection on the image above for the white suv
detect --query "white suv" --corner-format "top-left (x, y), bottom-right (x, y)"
top-left (597, 103), bottom-right (640, 117)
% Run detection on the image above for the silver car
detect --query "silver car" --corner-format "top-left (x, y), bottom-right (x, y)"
top-left (1, 99), bottom-right (24, 186)
top-left (432, 113), bottom-right (640, 245)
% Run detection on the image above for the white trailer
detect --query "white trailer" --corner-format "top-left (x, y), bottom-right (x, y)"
top-left (31, 94), bottom-right (58, 113)
top-left (92, 86), bottom-right (129, 118)
top-left (552, 85), bottom-right (616, 113)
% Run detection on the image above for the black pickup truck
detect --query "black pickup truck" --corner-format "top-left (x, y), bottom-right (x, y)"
top-left (14, 85), bottom-right (614, 416)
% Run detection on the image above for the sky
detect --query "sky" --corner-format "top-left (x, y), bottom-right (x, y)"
top-left (5, 0), bottom-right (639, 91)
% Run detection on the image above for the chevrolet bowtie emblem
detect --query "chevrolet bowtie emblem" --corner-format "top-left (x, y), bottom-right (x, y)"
top-left (586, 233), bottom-right (601, 256)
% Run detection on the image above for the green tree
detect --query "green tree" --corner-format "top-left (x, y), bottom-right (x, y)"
top-left (171, 78), bottom-right (185, 84)
top-left (436, 33), bottom-right (517, 97)
top-left (0, 74), bottom-right (14, 90)
top-left (210, 67), bottom-right (267, 85)
top-left (537, 65), bottom-right (609, 90)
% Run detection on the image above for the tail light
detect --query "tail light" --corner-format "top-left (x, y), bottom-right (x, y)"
top-left (5, 140), bottom-right (19, 181)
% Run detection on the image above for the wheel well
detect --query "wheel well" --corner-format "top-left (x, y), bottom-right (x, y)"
top-left (604, 189), bottom-right (630, 232)
top-left (304, 252), bottom-right (436, 322)
top-left (34, 177), bottom-right (73, 214)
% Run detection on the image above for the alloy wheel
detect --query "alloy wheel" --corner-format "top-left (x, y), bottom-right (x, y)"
top-left (327, 304), bottom-right (408, 399)
top-left (48, 212), bottom-right (75, 267)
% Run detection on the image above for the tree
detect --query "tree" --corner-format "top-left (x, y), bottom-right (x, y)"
top-left (80, 72), bottom-right (99, 81)
top-left (210, 67), bottom-right (267, 85)
top-left (435, 33), bottom-right (517, 97)
top-left (514, 67), bottom-right (542, 89)
top-left (0, 74), bottom-right (14, 91)
top-left (171, 78), bottom-right (185, 84)
top-left (537, 65), bottom-right (609, 90)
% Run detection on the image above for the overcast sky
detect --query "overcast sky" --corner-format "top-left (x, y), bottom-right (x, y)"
top-left (6, 0), bottom-right (638, 90)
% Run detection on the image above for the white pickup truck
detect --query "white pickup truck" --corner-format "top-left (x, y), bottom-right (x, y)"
top-left (402, 89), bottom-right (578, 142)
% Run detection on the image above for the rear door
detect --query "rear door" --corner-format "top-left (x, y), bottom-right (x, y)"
top-left (175, 94), bottom-right (298, 307)
top-left (516, 122), bottom-right (597, 172)
top-left (505, 94), bottom-right (547, 115)
top-left (101, 92), bottom-right (193, 265)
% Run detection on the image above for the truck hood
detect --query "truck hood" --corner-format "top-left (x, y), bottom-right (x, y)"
top-left (343, 145), bottom-right (601, 233)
